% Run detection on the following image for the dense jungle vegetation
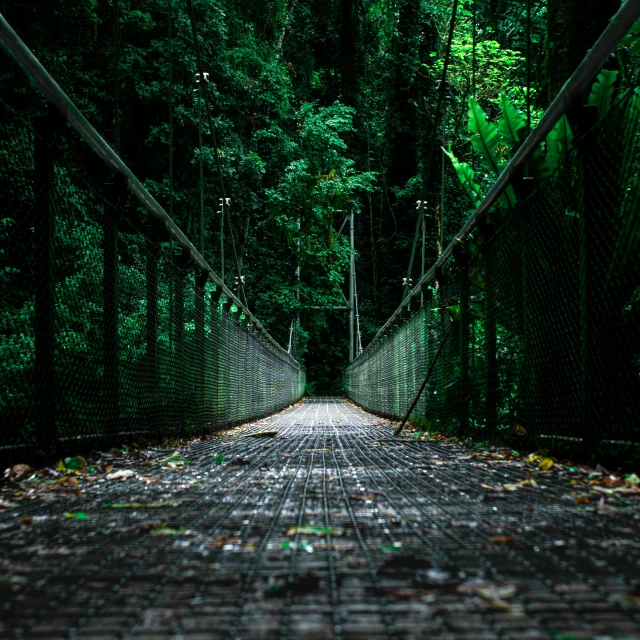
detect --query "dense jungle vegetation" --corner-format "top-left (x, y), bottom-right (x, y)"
top-left (0, 0), bottom-right (632, 393)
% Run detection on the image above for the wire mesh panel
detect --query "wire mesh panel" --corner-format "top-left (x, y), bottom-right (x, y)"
top-left (346, 90), bottom-right (640, 452)
top-left (0, 98), bottom-right (304, 461)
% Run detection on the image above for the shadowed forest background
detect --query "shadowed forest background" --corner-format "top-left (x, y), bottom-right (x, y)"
top-left (0, 0), bottom-right (625, 393)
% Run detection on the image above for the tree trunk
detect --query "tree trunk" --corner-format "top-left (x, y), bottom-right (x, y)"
top-left (547, 0), bottom-right (616, 100)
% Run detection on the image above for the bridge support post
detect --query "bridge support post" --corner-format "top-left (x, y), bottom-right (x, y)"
top-left (173, 257), bottom-right (186, 432)
top-left (210, 286), bottom-right (223, 427)
top-left (194, 271), bottom-right (207, 434)
top-left (103, 176), bottom-right (125, 436)
top-left (144, 224), bottom-right (159, 433)
top-left (485, 249), bottom-right (498, 434)
top-left (349, 211), bottom-right (355, 362)
top-left (459, 266), bottom-right (470, 434)
top-left (33, 107), bottom-right (62, 455)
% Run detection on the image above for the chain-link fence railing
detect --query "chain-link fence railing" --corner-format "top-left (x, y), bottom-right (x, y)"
top-left (346, 6), bottom-right (640, 455)
top-left (0, 21), bottom-right (304, 459)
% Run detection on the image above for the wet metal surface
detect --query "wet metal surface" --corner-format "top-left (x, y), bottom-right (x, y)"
top-left (1, 399), bottom-right (639, 639)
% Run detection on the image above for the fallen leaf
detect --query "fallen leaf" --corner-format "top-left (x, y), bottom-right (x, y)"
top-left (213, 454), bottom-right (225, 465)
top-left (512, 424), bottom-right (527, 435)
top-left (286, 525), bottom-right (344, 537)
top-left (106, 469), bottom-right (135, 481)
top-left (4, 464), bottom-right (34, 479)
top-left (49, 477), bottom-right (81, 495)
top-left (229, 457), bottom-right (250, 466)
top-left (596, 497), bottom-right (617, 514)
top-left (477, 597), bottom-right (512, 611)
top-left (245, 431), bottom-right (277, 438)
top-left (281, 541), bottom-right (314, 553)
top-left (150, 524), bottom-right (193, 536)
top-left (137, 475), bottom-right (161, 484)
top-left (625, 473), bottom-right (640, 485)
top-left (103, 499), bottom-right (193, 509)
top-left (490, 535), bottom-right (516, 545)
top-left (538, 458), bottom-right (554, 471)
top-left (214, 537), bottom-right (241, 547)
top-left (64, 512), bottom-right (88, 520)
top-left (57, 456), bottom-right (88, 474)
top-left (575, 496), bottom-right (590, 505)
top-left (159, 451), bottom-right (185, 466)
top-left (349, 494), bottom-right (377, 501)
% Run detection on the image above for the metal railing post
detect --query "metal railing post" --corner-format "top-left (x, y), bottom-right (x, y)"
top-left (33, 107), bottom-right (60, 454)
top-left (145, 226), bottom-right (159, 432)
top-left (459, 266), bottom-right (470, 433)
top-left (349, 211), bottom-right (355, 363)
top-left (103, 176), bottom-right (125, 435)
top-left (485, 250), bottom-right (498, 433)
top-left (195, 271), bottom-right (207, 433)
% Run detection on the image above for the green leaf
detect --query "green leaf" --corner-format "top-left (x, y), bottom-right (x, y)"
top-left (286, 525), bottom-right (344, 536)
top-left (159, 451), bottom-right (185, 466)
top-left (64, 512), bottom-right (88, 520)
top-left (528, 148), bottom-right (551, 185)
top-left (588, 69), bottom-right (619, 121)
top-left (442, 146), bottom-right (482, 208)
top-left (546, 115), bottom-right (573, 172)
top-left (213, 453), bottom-right (225, 465)
top-left (468, 97), bottom-right (502, 176)
top-left (497, 92), bottom-right (526, 153)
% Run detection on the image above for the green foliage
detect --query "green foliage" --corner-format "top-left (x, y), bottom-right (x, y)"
top-left (588, 69), bottom-right (619, 121)
top-left (442, 146), bottom-right (481, 209)
top-left (497, 93), bottom-right (526, 151)
top-left (468, 97), bottom-right (503, 176)
top-left (546, 116), bottom-right (574, 172)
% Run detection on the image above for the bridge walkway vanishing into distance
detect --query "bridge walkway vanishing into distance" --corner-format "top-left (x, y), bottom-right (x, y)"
top-left (1, 398), bottom-right (640, 640)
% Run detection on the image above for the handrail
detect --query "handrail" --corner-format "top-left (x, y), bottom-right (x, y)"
top-left (0, 14), bottom-right (300, 368)
top-left (356, 0), bottom-right (640, 356)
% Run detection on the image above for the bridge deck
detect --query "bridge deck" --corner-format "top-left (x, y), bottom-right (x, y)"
top-left (1, 399), bottom-right (639, 639)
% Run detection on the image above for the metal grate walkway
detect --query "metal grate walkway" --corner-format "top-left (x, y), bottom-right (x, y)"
top-left (1, 399), bottom-right (639, 639)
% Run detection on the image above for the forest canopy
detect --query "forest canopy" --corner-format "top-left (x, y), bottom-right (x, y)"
top-left (1, 0), bottom-right (632, 393)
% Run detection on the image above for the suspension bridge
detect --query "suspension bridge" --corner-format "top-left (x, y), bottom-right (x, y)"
top-left (1, 2), bottom-right (640, 639)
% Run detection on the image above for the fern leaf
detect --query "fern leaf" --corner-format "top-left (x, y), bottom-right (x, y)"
top-left (588, 69), bottom-right (619, 121)
top-left (546, 115), bottom-right (573, 172)
top-left (497, 93), bottom-right (526, 153)
top-left (619, 90), bottom-right (640, 181)
top-left (442, 146), bottom-right (482, 208)
top-left (528, 148), bottom-right (551, 185)
top-left (468, 97), bottom-right (502, 176)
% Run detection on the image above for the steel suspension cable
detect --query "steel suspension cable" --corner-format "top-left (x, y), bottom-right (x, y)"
top-left (526, 0), bottom-right (532, 137)
top-left (472, 0), bottom-right (476, 170)
top-left (168, 0), bottom-right (173, 218)
top-left (114, 0), bottom-right (119, 155)
top-left (184, 0), bottom-right (248, 308)
top-left (402, 0), bottom-right (460, 301)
